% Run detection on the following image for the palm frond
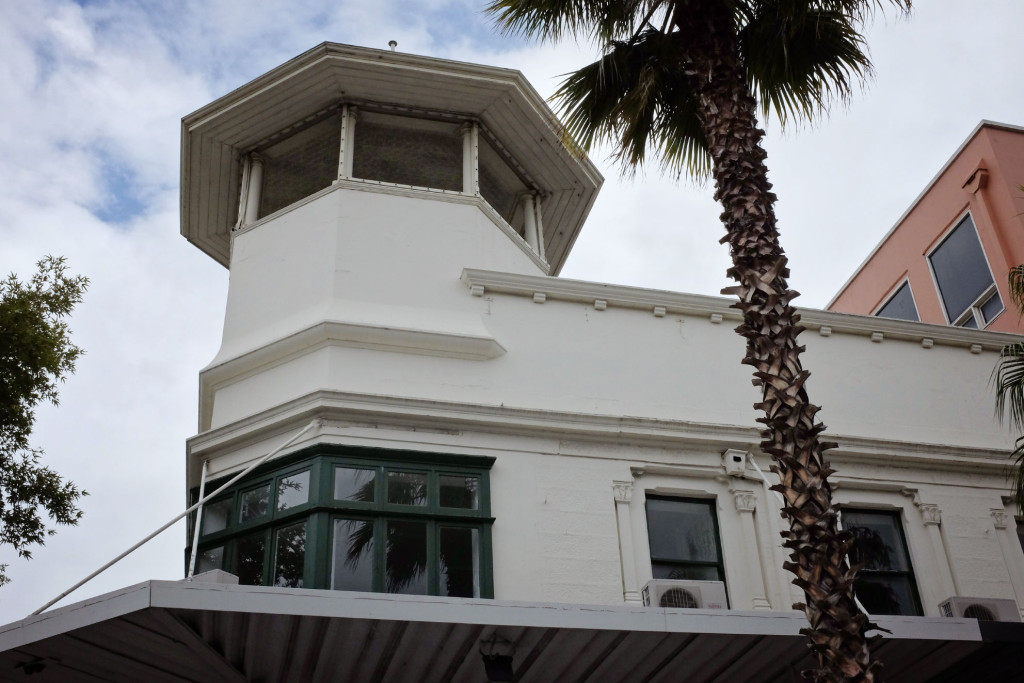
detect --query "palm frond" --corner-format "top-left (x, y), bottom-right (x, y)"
top-left (485, 0), bottom-right (663, 44)
top-left (993, 341), bottom-right (1024, 431)
top-left (741, 5), bottom-right (873, 125)
top-left (553, 29), bottom-right (710, 177)
top-left (1008, 264), bottom-right (1024, 316)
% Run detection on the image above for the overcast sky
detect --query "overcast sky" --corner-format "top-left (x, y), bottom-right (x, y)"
top-left (3, 0), bottom-right (1024, 621)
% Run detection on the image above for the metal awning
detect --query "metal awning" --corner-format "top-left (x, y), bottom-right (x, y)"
top-left (1, 581), bottom-right (1022, 682)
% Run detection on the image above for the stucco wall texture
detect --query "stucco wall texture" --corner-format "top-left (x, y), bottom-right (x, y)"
top-left (829, 123), bottom-right (1024, 333)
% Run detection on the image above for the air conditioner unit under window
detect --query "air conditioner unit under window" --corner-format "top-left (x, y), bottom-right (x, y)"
top-left (938, 596), bottom-right (1021, 622)
top-left (642, 579), bottom-right (727, 610)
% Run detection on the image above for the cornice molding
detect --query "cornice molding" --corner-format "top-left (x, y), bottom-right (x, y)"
top-left (188, 389), bottom-right (1012, 477)
top-left (461, 268), bottom-right (1022, 352)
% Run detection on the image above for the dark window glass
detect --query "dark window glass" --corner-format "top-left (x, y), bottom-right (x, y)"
top-left (646, 497), bottom-right (725, 584)
top-left (1016, 518), bottom-right (1024, 556)
top-left (478, 134), bottom-right (531, 240)
top-left (960, 316), bottom-right (978, 329)
top-left (259, 115), bottom-right (341, 218)
top-left (387, 471), bottom-right (427, 506)
top-left (353, 112), bottom-right (462, 191)
top-left (876, 282), bottom-right (919, 322)
top-left (202, 498), bottom-right (231, 535)
top-left (981, 291), bottom-right (1005, 325)
top-left (273, 522), bottom-right (306, 588)
top-left (440, 527), bottom-right (479, 597)
top-left (386, 520), bottom-right (428, 594)
top-left (440, 475), bottom-right (479, 509)
top-left (332, 518), bottom-right (375, 591)
top-left (235, 533), bottom-right (266, 586)
top-left (929, 215), bottom-right (995, 322)
top-left (334, 466), bottom-right (375, 502)
top-left (239, 484), bottom-right (270, 523)
top-left (196, 546), bottom-right (224, 574)
top-left (843, 509), bottom-right (922, 616)
top-left (277, 470), bottom-right (310, 511)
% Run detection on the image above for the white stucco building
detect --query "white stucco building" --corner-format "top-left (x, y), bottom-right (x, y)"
top-left (2, 43), bottom-right (1023, 682)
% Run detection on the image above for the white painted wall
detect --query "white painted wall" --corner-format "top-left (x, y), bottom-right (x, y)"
top-left (189, 181), bottom-right (1024, 619)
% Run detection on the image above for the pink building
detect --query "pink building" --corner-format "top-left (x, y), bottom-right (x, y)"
top-left (828, 121), bottom-right (1024, 333)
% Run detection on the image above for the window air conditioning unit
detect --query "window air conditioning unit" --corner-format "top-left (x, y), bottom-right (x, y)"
top-left (642, 579), bottom-right (727, 610)
top-left (938, 596), bottom-right (1021, 622)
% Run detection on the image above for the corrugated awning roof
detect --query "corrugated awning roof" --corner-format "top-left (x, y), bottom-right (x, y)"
top-left (1, 581), bottom-right (1022, 682)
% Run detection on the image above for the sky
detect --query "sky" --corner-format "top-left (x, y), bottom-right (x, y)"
top-left (2, 0), bottom-right (1024, 621)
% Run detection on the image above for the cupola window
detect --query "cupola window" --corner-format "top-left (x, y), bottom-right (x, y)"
top-left (236, 104), bottom-right (545, 260)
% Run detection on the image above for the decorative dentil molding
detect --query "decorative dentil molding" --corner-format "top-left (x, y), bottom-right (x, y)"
top-left (612, 481), bottom-right (634, 503)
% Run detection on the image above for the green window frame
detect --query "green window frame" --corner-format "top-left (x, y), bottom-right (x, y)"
top-left (645, 496), bottom-right (727, 589)
top-left (842, 508), bottom-right (922, 616)
top-left (189, 445), bottom-right (494, 598)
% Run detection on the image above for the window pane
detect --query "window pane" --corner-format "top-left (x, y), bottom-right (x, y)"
top-left (853, 574), bottom-right (919, 616)
top-left (235, 533), bottom-right (266, 585)
top-left (202, 498), bottom-right (231, 535)
top-left (929, 215), bottom-right (995, 321)
top-left (844, 511), bottom-right (910, 572)
top-left (646, 498), bottom-right (719, 564)
top-left (196, 546), bottom-right (224, 574)
top-left (440, 527), bottom-right (479, 597)
top-left (277, 470), bottom-right (310, 511)
top-left (652, 563), bottom-right (721, 582)
top-left (353, 112), bottom-right (462, 191)
top-left (981, 291), bottom-right (1004, 324)
top-left (387, 471), bottom-right (427, 506)
top-left (239, 484), bottom-right (270, 523)
top-left (1017, 518), bottom-right (1024, 555)
top-left (876, 283), bottom-right (919, 322)
top-left (386, 520), bottom-right (427, 594)
top-left (440, 475), bottom-right (479, 510)
top-left (333, 518), bottom-right (376, 591)
top-left (334, 467), bottom-right (376, 502)
top-left (960, 315), bottom-right (979, 329)
top-left (479, 135), bottom-right (528, 229)
top-left (259, 115), bottom-right (341, 218)
top-left (273, 522), bottom-right (306, 588)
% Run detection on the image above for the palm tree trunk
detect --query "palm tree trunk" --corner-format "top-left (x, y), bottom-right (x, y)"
top-left (673, 5), bottom-right (879, 682)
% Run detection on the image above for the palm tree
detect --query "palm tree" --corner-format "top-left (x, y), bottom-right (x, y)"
top-left (994, 261), bottom-right (1024, 514)
top-left (487, 2), bottom-right (910, 681)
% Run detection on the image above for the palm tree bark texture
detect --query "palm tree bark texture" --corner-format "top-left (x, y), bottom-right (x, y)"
top-left (672, 6), bottom-right (878, 681)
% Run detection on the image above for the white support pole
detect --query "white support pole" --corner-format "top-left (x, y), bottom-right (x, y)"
top-left (461, 122), bottom-right (475, 195)
top-left (32, 419), bottom-right (321, 616)
top-left (470, 123), bottom-right (480, 195)
top-left (243, 154), bottom-right (265, 224)
top-left (234, 156), bottom-right (252, 230)
top-left (533, 197), bottom-right (546, 260)
top-left (342, 106), bottom-right (357, 179)
top-left (186, 460), bottom-right (209, 580)
top-left (522, 193), bottom-right (539, 251)
top-left (612, 482), bottom-right (640, 603)
top-left (338, 104), bottom-right (352, 180)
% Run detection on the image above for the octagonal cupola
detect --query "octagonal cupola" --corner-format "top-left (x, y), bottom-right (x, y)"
top-left (181, 42), bottom-right (602, 275)
top-left (181, 44), bottom-right (602, 433)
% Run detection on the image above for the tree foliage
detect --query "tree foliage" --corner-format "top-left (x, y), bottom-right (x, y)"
top-left (488, 2), bottom-right (909, 681)
top-left (0, 256), bottom-right (89, 586)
